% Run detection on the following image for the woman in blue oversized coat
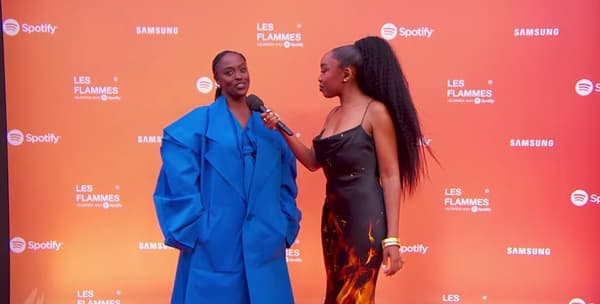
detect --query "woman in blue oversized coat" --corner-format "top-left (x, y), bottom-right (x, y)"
top-left (153, 50), bottom-right (302, 304)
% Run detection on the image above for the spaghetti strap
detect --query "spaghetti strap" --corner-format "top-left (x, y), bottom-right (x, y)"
top-left (360, 100), bottom-right (373, 124)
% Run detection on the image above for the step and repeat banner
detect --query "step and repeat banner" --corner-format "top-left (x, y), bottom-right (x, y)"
top-left (3, 0), bottom-right (599, 303)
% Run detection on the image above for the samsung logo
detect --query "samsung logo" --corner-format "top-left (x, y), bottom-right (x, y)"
top-left (136, 26), bottom-right (179, 35)
top-left (507, 247), bottom-right (552, 256)
top-left (139, 242), bottom-right (171, 250)
top-left (514, 27), bottom-right (560, 37)
top-left (510, 138), bottom-right (555, 148)
top-left (137, 135), bottom-right (162, 144)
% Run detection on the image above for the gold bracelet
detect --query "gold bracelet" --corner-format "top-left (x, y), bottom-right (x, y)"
top-left (382, 237), bottom-right (401, 248)
top-left (382, 237), bottom-right (400, 243)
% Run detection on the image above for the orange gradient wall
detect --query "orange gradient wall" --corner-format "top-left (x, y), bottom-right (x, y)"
top-left (3, 0), bottom-right (600, 303)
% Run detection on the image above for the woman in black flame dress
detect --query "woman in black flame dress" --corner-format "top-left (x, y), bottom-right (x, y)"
top-left (313, 101), bottom-right (387, 303)
top-left (262, 36), bottom-right (429, 303)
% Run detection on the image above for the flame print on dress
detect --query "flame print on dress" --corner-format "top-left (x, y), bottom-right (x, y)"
top-left (322, 201), bottom-right (384, 304)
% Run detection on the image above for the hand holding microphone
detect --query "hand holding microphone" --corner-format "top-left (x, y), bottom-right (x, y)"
top-left (247, 94), bottom-right (295, 136)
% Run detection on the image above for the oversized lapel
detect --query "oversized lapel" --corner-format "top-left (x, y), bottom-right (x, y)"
top-left (247, 112), bottom-right (279, 211)
top-left (204, 97), bottom-right (245, 200)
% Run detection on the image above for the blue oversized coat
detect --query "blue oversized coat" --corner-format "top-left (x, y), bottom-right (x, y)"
top-left (153, 96), bottom-right (301, 304)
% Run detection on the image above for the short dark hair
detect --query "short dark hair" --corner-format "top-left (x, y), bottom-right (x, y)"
top-left (211, 50), bottom-right (246, 99)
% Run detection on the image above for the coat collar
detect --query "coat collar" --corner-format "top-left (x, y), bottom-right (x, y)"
top-left (204, 96), bottom-right (279, 205)
top-left (246, 113), bottom-right (279, 206)
top-left (206, 96), bottom-right (235, 145)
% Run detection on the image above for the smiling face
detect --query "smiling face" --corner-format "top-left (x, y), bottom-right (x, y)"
top-left (318, 51), bottom-right (346, 98)
top-left (213, 52), bottom-right (250, 101)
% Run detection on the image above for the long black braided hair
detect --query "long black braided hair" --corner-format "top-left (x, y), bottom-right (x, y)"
top-left (331, 36), bottom-right (428, 195)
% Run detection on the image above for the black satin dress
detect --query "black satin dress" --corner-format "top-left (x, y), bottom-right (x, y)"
top-left (313, 115), bottom-right (387, 304)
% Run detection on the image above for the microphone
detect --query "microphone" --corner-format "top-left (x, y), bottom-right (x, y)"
top-left (247, 94), bottom-right (294, 136)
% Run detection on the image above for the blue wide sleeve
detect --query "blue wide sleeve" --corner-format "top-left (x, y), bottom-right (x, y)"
top-left (279, 145), bottom-right (302, 248)
top-left (153, 131), bottom-right (204, 253)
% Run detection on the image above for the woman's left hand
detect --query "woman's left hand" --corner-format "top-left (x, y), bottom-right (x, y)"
top-left (381, 245), bottom-right (404, 276)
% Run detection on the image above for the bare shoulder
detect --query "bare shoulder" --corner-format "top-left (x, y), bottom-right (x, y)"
top-left (366, 100), bottom-right (392, 123)
top-left (362, 100), bottom-right (392, 135)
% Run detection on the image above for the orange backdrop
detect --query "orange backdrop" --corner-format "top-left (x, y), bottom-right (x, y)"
top-left (3, 0), bottom-right (600, 303)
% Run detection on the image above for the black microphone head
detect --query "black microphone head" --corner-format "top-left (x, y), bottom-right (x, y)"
top-left (246, 94), bottom-right (264, 112)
